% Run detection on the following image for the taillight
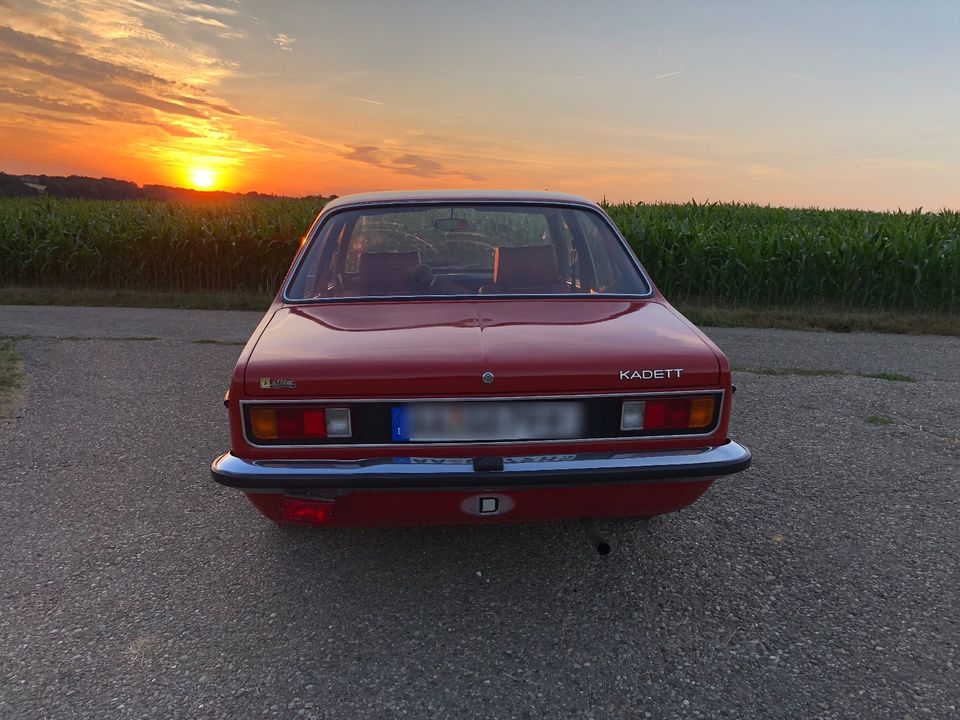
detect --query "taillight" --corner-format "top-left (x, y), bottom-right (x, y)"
top-left (620, 396), bottom-right (717, 433)
top-left (248, 406), bottom-right (351, 441)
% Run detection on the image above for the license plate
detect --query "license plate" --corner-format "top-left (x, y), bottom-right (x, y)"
top-left (392, 401), bottom-right (585, 442)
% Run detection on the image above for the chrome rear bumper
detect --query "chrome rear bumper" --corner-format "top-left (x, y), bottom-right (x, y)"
top-left (211, 441), bottom-right (751, 493)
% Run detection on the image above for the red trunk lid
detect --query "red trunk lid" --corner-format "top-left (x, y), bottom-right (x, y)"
top-left (244, 299), bottom-right (720, 398)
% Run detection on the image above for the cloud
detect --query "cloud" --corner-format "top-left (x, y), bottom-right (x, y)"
top-left (15, 110), bottom-right (94, 126)
top-left (0, 83), bottom-right (208, 138)
top-left (0, 85), bottom-right (97, 116)
top-left (0, 25), bottom-right (244, 124)
top-left (341, 144), bottom-right (485, 181)
top-left (393, 153), bottom-right (444, 176)
top-left (270, 32), bottom-right (295, 51)
top-left (342, 145), bottom-right (386, 166)
top-left (177, 2), bottom-right (239, 16)
top-left (175, 94), bottom-right (242, 116)
top-left (347, 95), bottom-right (384, 106)
top-left (653, 70), bottom-right (683, 80)
top-left (154, 123), bottom-right (205, 138)
top-left (1, 1), bottom-right (244, 83)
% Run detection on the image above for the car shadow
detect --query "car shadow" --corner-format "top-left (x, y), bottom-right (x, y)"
top-left (204, 505), bottom-right (743, 684)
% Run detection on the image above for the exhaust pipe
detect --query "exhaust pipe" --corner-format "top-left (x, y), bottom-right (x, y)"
top-left (580, 519), bottom-right (611, 556)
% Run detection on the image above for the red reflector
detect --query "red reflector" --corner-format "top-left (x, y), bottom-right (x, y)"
top-left (280, 497), bottom-right (335, 525)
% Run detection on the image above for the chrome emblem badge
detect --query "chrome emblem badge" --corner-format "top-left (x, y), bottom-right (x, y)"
top-left (619, 368), bottom-right (684, 380)
top-left (482, 371), bottom-right (495, 384)
top-left (260, 377), bottom-right (297, 389)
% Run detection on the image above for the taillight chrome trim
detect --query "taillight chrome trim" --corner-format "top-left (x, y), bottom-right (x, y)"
top-left (239, 389), bottom-right (726, 449)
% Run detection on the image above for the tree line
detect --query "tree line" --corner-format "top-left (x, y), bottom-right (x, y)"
top-left (0, 172), bottom-right (304, 202)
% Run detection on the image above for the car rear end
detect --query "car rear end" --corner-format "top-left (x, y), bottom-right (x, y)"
top-left (211, 192), bottom-right (750, 527)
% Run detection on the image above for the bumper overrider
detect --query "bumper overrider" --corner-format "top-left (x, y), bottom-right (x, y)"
top-left (210, 441), bottom-right (751, 493)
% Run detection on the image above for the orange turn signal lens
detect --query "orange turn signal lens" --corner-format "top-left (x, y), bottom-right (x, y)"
top-left (688, 398), bottom-right (716, 429)
top-left (250, 408), bottom-right (279, 439)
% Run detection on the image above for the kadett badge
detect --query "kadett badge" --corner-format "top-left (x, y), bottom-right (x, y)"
top-left (620, 368), bottom-right (684, 380)
top-left (260, 378), bottom-right (297, 389)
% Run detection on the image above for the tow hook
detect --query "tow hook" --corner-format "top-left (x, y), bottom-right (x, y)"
top-left (580, 518), bottom-right (611, 556)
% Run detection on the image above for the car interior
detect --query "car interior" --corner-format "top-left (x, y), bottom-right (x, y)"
top-left (287, 205), bottom-right (649, 300)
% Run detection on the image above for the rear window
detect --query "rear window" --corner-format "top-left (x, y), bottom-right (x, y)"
top-left (285, 204), bottom-right (650, 300)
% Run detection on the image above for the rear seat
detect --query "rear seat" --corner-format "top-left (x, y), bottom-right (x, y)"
top-left (357, 251), bottom-right (422, 295)
top-left (479, 245), bottom-right (569, 294)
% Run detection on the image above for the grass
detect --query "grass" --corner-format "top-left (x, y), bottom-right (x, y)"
top-left (733, 366), bottom-right (843, 377)
top-left (866, 415), bottom-right (894, 426)
top-left (58, 335), bottom-right (160, 342)
top-left (0, 338), bottom-right (24, 419)
top-left (736, 367), bottom-right (919, 381)
top-left (192, 338), bottom-right (246, 346)
top-left (858, 372), bottom-right (916, 382)
top-left (676, 303), bottom-right (960, 336)
top-left (0, 285), bottom-right (273, 311)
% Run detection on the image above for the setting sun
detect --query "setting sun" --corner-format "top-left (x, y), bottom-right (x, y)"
top-left (189, 168), bottom-right (217, 190)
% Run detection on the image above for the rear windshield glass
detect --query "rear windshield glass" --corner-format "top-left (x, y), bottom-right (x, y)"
top-left (285, 204), bottom-right (650, 300)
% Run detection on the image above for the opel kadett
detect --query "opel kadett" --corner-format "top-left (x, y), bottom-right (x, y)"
top-left (211, 191), bottom-right (751, 528)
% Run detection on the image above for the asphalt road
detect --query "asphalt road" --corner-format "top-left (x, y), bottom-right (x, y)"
top-left (1, 305), bottom-right (958, 719)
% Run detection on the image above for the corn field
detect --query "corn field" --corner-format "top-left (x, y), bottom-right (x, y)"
top-left (0, 197), bottom-right (325, 294)
top-left (1, 197), bottom-right (958, 310)
top-left (606, 202), bottom-right (959, 310)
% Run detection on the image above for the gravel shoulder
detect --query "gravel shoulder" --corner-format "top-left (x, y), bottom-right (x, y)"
top-left (1, 305), bottom-right (958, 719)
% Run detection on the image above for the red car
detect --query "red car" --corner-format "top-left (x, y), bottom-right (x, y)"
top-left (211, 191), bottom-right (750, 532)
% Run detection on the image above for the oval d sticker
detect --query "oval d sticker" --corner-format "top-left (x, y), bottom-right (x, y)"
top-left (461, 494), bottom-right (514, 517)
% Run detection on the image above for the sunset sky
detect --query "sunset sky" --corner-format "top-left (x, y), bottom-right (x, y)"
top-left (1, 0), bottom-right (958, 209)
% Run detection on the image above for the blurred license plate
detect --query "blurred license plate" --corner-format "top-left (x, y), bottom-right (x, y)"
top-left (392, 402), bottom-right (585, 442)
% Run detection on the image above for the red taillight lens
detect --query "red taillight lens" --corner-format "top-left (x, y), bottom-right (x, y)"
top-left (302, 410), bottom-right (327, 436)
top-left (623, 396), bottom-right (717, 433)
top-left (276, 408), bottom-right (318, 438)
top-left (248, 406), bottom-right (351, 441)
top-left (280, 497), bottom-right (335, 525)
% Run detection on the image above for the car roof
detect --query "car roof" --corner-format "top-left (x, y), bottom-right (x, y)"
top-left (322, 189), bottom-right (600, 212)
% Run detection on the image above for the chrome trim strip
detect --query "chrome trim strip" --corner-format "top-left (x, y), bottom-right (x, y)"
top-left (241, 388), bottom-right (722, 403)
top-left (238, 390), bottom-right (725, 449)
top-left (210, 441), bottom-right (751, 492)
